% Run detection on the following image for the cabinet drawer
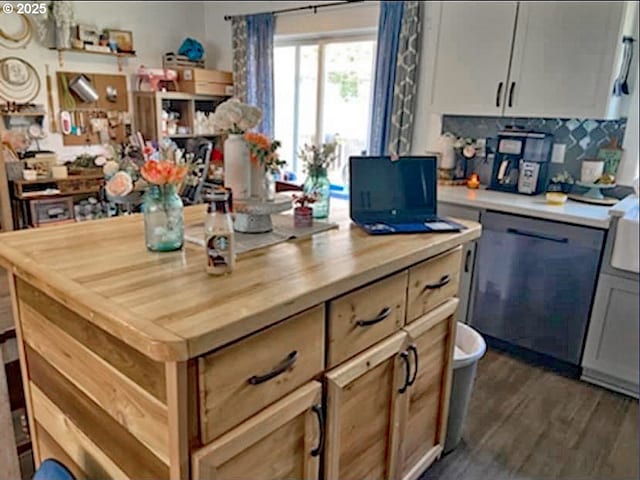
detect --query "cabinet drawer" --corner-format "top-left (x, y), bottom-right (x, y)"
top-left (328, 271), bottom-right (408, 368)
top-left (193, 382), bottom-right (322, 480)
top-left (199, 305), bottom-right (325, 444)
top-left (407, 247), bottom-right (462, 322)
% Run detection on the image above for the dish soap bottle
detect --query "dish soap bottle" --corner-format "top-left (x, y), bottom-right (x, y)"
top-left (204, 191), bottom-right (235, 275)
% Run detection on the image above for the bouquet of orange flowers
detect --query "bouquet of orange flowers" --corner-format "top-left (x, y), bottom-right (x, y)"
top-left (140, 160), bottom-right (188, 186)
top-left (245, 132), bottom-right (286, 173)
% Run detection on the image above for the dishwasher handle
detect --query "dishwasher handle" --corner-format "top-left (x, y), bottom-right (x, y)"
top-left (507, 228), bottom-right (569, 244)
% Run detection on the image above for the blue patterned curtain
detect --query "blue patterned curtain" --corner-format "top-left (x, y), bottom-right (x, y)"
top-left (368, 1), bottom-right (404, 156)
top-left (231, 13), bottom-right (275, 137)
top-left (388, 2), bottom-right (422, 157)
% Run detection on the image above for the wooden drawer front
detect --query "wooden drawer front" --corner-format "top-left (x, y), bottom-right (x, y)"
top-left (193, 382), bottom-right (322, 480)
top-left (328, 271), bottom-right (408, 368)
top-left (199, 305), bottom-right (325, 443)
top-left (407, 247), bottom-right (462, 322)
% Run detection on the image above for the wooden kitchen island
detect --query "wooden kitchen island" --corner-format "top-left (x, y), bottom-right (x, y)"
top-left (0, 205), bottom-right (480, 480)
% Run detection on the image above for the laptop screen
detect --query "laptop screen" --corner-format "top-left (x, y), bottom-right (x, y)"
top-left (349, 156), bottom-right (438, 223)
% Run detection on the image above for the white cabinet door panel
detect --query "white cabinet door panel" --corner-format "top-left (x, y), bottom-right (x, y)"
top-left (507, 1), bottom-right (623, 118)
top-left (583, 274), bottom-right (639, 390)
top-left (428, 1), bottom-right (517, 115)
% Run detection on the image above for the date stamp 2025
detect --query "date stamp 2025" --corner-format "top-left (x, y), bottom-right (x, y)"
top-left (2, 3), bottom-right (47, 15)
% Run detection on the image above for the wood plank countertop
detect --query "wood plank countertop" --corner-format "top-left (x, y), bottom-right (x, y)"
top-left (0, 204), bottom-right (481, 361)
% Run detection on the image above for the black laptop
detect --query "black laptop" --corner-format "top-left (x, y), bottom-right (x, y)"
top-left (349, 156), bottom-right (466, 235)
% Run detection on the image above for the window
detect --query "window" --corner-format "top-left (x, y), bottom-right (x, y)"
top-left (274, 35), bottom-right (376, 188)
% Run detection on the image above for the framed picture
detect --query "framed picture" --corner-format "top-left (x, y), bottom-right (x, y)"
top-left (106, 29), bottom-right (134, 53)
top-left (76, 25), bottom-right (100, 45)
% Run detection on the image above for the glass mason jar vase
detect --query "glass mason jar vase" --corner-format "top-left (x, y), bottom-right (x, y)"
top-left (143, 184), bottom-right (184, 252)
top-left (303, 167), bottom-right (331, 219)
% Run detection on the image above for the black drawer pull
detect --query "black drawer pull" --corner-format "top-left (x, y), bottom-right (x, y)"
top-left (356, 306), bottom-right (392, 327)
top-left (496, 81), bottom-right (503, 108)
top-left (398, 351), bottom-right (411, 394)
top-left (247, 351), bottom-right (298, 385)
top-left (407, 344), bottom-right (419, 387)
top-left (464, 249), bottom-right (472, 273)
top-left (310, 404), bottom-right (324, 457)
top-left (508, 81), bottom-right (515, 107)
top-left (422, 274), bottom-right (451, 293)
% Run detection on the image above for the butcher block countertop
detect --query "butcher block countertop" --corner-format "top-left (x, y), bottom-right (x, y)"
top-left (0, 205), bottom-right (481, 361)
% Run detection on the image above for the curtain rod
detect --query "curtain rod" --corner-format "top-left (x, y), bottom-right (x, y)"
top-left (223, 1), bottom-right (364, 21)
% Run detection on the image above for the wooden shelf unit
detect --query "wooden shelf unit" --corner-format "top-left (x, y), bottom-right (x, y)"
top-left (133, 91), bottom-right (228, 143)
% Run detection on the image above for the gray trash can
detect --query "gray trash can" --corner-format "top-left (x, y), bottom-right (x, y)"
top-left (444, 322), bottom-right (486, 454)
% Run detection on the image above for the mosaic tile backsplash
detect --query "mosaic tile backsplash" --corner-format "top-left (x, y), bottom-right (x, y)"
top-left (441, 115), bottom-right (627, 183)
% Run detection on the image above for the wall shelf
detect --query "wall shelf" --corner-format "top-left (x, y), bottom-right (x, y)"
top-left (50, 48), bottom-right (136, 72)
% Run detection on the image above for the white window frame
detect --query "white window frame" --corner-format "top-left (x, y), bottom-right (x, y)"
top-left (274, 32), bottom-right (377, 178)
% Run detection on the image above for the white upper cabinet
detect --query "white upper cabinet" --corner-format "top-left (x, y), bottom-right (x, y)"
top-left (507, 2), bottom-right (623, 118)
top-left (427, 1), bottom-right (633, 119)
top-left (427, 2), bottom-right (517, 116)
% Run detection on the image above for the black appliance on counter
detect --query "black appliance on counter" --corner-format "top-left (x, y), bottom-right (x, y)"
top-left (489, 130), bottom-right (554, 195)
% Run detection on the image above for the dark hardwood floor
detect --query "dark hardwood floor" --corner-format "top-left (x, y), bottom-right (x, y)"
top-left (422, 349), bottom-right (639, 480)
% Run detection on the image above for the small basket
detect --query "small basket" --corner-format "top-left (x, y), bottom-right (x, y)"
top-left (163, 53), bottom-right (205, 69)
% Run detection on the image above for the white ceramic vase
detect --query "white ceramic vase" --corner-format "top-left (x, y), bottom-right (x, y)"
top-left (224, 134), bottom-right (250, 200)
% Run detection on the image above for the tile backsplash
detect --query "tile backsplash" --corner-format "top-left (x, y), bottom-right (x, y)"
top-left (441, 115), bottom-right (627, 182)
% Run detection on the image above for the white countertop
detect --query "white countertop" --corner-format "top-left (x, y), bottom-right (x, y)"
top-left (438, 186), bottom-right (612, 229)
top-left (609, 195), bottom-right (640, 217)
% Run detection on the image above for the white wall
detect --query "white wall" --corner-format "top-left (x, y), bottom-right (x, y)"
top-left (1, 1), bottom-right (206, 160)
top-left (203, 1), bottom-right (379, 71)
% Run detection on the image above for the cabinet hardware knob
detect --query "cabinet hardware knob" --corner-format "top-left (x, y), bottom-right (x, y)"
top-left (398, 351), bottom-right (411, 394)
top-left (496, 82), bottom-right (503, 108)
top-left (407, 344), bottom-right (419, 387)
top-left (355, 306), bottom-right (392, 327)
top-left (422, 274), bottom-right (451, 293)
top-left (311, 404), bottom-right (324, 457)
top-left (247, 350), bottom-right (298, 385)
top-left (508, 82), bottom-right (516, 107)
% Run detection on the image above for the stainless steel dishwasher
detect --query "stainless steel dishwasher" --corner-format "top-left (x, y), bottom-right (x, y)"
top-left (468, 211), bottom-right (605, 371)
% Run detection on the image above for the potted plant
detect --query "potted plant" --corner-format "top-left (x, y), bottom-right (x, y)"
top-left (299, 141), bottom-right (338, 219)
top-left (292, 192), bottom-right (317, 228)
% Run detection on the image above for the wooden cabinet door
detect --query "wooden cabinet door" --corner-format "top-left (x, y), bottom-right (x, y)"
top-left (400, 299), bottom-right (458, 480)
top-left (325, 331), bottom-right (409, 480)
top-left (506, 1), bottom-right (623, 118)
top-left (427, 1), bottom-right (517, 115)
top-left (192, 382), bottom-right (322, 480)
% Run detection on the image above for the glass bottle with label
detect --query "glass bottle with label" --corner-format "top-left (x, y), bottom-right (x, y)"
top-left (204, 191), bottom-right (235, 275)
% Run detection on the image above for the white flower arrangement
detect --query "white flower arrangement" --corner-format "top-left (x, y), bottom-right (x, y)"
top-left (211, 98), bottom-right (262, 135)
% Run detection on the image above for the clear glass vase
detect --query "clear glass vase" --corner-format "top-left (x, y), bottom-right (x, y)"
top-left (143, 184), bottom-right (184, 252)
top-left (303, 167), bottom-right (331, 219)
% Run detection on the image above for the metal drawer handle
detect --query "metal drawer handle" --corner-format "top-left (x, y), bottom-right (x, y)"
top-left (407, 344), bottom-right (419, 387)
top-left (247, 351), bottom-right (298, 385)
top-left (398, 351), bottom-right (411, 394)
top-left (507, 228), bottom-right (568, 244)
top-left (421, 274), bottom-right (451, 293)
top-left (355, 306), bottom-right (392, 327)
top-left (310, 404), bottom-right (324, 457)
top-left (496, 81), bottom-right (503, 108)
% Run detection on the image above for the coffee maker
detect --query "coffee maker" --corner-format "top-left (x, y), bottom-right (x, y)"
top-left (489, 130), bottom-right (554, 195)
